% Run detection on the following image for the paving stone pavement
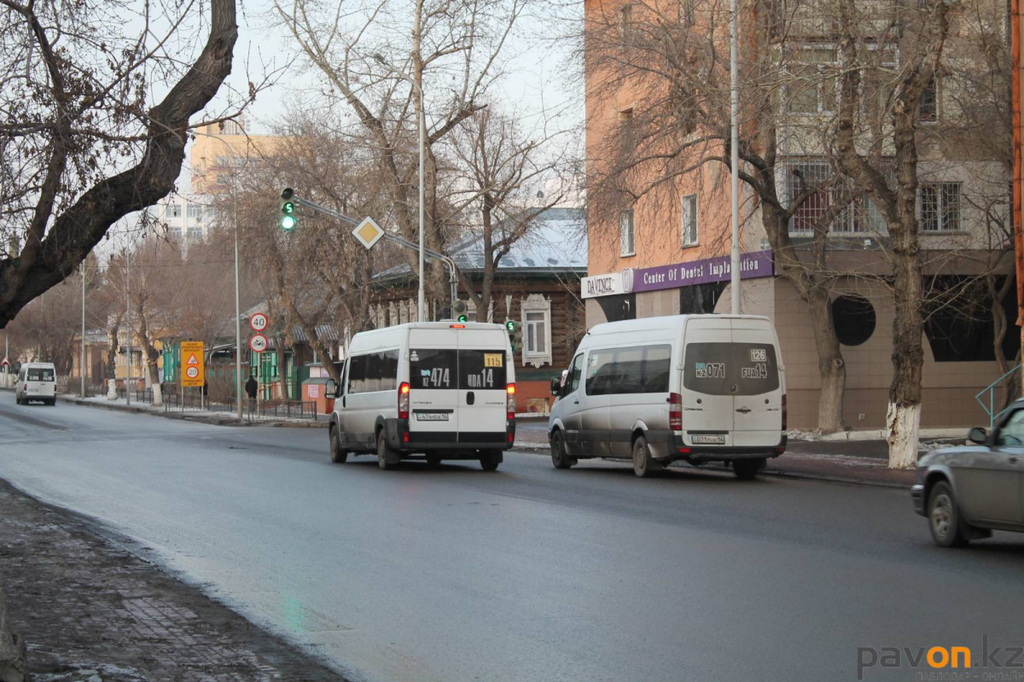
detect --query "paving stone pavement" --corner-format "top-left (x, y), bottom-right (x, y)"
top-left (0, 479), bottom-right (346, 682)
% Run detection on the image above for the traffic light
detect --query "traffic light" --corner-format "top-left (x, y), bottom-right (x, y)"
top-left (453, 300), bottom-right (468, 322)
top-left (280, 188), bottom-right (296, 231)
top-left (506, 319), bottom-right (522, 352)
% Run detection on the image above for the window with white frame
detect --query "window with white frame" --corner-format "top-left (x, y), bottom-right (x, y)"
top-left (521, 294), bottom-right (553, 367)
top-left (681, 194), bottom-right (698, 246)
top-left (619, 208), bottom-right (636, 257)
top-left (186, 227), bottom-right (202, 241)
top-left (786, 47), bottom-right (836, 114)
top-left (165, 203), bottom-right (181, 218)
top-left (920, 183), bottom-right (961, 232)
top-left (919, 77), bottom-right (939, 123)
top-left (186, 203), bottom-right (205, 219)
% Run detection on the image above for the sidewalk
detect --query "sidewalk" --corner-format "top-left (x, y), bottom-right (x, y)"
top-left (512, 422), bottom-right (924, 488)
top-left (0, 478), bottom-right (345, 682)
top-left (56, 393), bottom-right (322, 428)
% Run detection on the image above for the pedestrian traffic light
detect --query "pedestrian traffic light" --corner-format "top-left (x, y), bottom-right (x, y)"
top-left (506, 319), bottom-right (522, 352)
top-left (280, 188), bottom-right (296, 231)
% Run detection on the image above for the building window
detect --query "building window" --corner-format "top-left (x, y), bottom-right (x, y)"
top-left (619, 4), bottom-right (633, 40)
top-left (216, 174), bottom-right (231, 186)
top-left (786, 48), bottom-right (836, 114)
top-left (619, 208), bottom-right (635, 257)
top-left (919, 77), bottom-right (938, 123)
top-left (832, 295), bottom-right (876, 346)
top-left (165, 203), bottom-right (181, 218)
top-left (520, 294), bottom-right (553, 368)
top-left (681, 194), bottom-right (698, 246)
top-left (186, 203), bottom-right (205, 219)
top-left (920, 183), bottom-right (961, 232)
top-left (787, 161), bottom-right (887, 235)
top-left (186, 227), bottom-right (202, 241)
top-left (679, 0), bottom-right (695, 26)
top-left (170, 227), bottom-right (183, 240)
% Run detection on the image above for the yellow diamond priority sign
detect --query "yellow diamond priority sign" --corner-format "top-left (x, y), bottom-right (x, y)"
top-left (352, 216), bottom-right (385, 250)
top-left (180, 341), bottom-right (205, 387)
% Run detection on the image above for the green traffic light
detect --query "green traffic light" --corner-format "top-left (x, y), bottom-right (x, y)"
top-left (281, 214), bottom-right (297, 231)
top-left (505, 320), bottom-right (516, 331)
top-left (282, 201), bottom-right (295, 214)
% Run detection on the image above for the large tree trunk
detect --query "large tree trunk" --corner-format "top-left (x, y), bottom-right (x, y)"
top-left (886, 263), bottom-right (925, 469)
top-left (0, 0), bottom-right (238, 328)
top-left (807, 289), bottom-right (846, 433)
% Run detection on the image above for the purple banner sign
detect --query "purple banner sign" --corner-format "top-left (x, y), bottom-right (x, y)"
top-left (625, 250), bottom-right (774, 294)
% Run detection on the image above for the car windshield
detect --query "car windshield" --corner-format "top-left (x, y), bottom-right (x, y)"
top-left (27, 368), bottom-right (54, 381)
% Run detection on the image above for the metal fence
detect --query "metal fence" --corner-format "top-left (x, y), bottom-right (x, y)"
top-left (163, 393), bottom-right (317, 421)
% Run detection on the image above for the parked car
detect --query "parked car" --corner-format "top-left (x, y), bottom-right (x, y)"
top-left (912, 403), bottom-right (1024, 546)
top-left (15, 362), bottom-right (57, 406)
top-left (547, 314), bottom-right (787, 479)
top-left (328, 321), bottom-right (516, 471)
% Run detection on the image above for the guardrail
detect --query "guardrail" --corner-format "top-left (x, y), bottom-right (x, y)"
top-left (975, 365), bottom-right (1021, 428)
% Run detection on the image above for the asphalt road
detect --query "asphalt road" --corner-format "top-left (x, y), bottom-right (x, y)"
top-left (1, 398), bottom-right (1023, 682)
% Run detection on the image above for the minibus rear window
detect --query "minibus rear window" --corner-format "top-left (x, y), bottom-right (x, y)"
top-left (683, 343), bottom-right (779, 396)
top-left (410, 349), bottom-right (507, 390)
top-left (27, 368), bottom-right (54, 382)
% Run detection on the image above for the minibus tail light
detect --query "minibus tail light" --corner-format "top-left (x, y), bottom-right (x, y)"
top-left (398, 382), bottom-right (410, 420)
top-left (781, 394), bottom-right (787, 432)
top-left (506, 383), bottom-right (516, 420)
top-left (669, 392), bottom-right (682, 431)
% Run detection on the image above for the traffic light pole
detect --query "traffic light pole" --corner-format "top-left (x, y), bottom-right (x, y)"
top-left (287, 193), bottom-right (458, 310)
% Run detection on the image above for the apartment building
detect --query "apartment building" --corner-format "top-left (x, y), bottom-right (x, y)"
top-left (584, 0), bottom-right (1013, 429)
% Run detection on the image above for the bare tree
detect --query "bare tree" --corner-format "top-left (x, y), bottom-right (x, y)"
top-left (0, 0), bottom-right (242, 327)
top-left (272, 0), bottom-right (528, 301)
top-left (446, 109), bottom-right (576, 319)
top-left (583, 0), bottom-right (857, 433)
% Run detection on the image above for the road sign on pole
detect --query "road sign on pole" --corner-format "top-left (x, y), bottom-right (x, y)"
top-left (181, 341), bottom-right (205, 387)
top-left (249, 313), bottom-right (269, 332)
top-left (352, 217), bottom-right (385, 250)
top-left (249, 334), bottom-right (269, 353)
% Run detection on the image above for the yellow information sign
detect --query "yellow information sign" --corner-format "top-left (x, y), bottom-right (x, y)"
top-left (180, 341), bottom-right (205, 387)
top-left (484, 353), bottom-right (504, 368)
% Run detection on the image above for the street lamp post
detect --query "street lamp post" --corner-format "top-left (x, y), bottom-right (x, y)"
top-left (126, 240), bottom-right (131, 406)
top-left (729, 0), bottom-right (741, 315)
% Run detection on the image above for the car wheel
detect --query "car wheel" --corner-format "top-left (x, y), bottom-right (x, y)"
top-left (425, 455), bottom-right (443, 467)
top-left (480, 451), bottom-right (501, 472)
top-left (928, 481), bottom-right (969, 547)
top-left (550, 430), bottom-right (575, 470)
top-left (632, 436), bottom-right (662, 478)
top-left (377, 430), bottom-right (396, 470)
top-left (733, 458), bottom-right (764, 481)
top-left (329, 425), bottom-right (348, 464)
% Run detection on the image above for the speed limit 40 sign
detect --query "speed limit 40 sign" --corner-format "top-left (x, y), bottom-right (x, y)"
top-left (249, 333), bottom-right (269, 353)
top-left (249, 312), bottom-right (269, 332)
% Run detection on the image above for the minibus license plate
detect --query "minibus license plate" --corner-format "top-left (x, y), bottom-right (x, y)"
top-left (416, 413), bottom-right (449, 421)
top-left (692, 434), bottom-right (726, 444)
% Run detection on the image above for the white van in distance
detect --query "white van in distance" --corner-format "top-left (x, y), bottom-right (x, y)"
top-left (548, 314), bottom-right (786, 479)
top-left (16, 362), bottom-right (58, 406)
top-left (329, 322), bottom-right (516, 471)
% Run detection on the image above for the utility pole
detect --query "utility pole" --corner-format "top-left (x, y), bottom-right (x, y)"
top-left (126, 242), bottom-right (132, 406)
top-left (413, 0), bottom-right (427, 323)
top-left (729, 0), bottom-right (741, 315)
top-left (81, 265), bottom-right (86, 397)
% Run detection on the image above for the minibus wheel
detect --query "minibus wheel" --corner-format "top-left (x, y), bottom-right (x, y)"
top-left (480, 451), bottom-right (501, 471)
top-left (632, 436), bottom-right (662, 478)
top-left (550, 430), bottom-right (575, 470)
top-left (377, 431), bottom-right (397, 470)
top-left (329, 425), bottom-right (348, 464)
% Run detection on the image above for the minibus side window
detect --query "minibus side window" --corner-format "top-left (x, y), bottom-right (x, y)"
top-left (585, 350), bottom-right (615, 396)
top-left (568, 354), bottom-right (583, 394)
top-left (641, 345), bottom-right (671, 393)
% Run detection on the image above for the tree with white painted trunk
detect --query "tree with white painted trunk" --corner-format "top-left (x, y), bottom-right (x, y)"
top-left (834, 0), bottom-right (955, 468)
